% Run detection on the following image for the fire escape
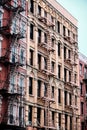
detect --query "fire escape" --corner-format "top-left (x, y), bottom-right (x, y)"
top-left (0, 0), bottom-right (26, 130)
top-left (36, 10), bottom-right (56, 130)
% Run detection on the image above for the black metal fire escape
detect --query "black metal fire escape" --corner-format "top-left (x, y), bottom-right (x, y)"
top-left (0, 0), bottom-right (26, 130)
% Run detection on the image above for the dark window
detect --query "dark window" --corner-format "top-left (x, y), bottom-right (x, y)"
top-left (44, 33), bottom-right (47, 43)
top-left (30, 49), bottom-right (33, 65)
top-left (63, 26), bottom-right (66, 36)
top-left (74, 74), bottom-right (77, 83)
top-left (65, 114), bottom-right (67, 130)
top-left (81, 122), bottom-right (84, 130)
top-left (64, 68), bottom-right (67, 82)
top-left (51, 86), bottom-right (54, 98)
top-left (38, 5), bottom-right (41, 15)
top-left (75, 95), bottom-right (77, 106)
top-left (58, 89), bottom-right (61, 103)
top-left (68, 50), bottom-right (71, 59)
top-left (69, 93), bottom-right (72, 105)
top-left (65, 91), bottom-right (67, 105)
top-left (51, 38), bottom-right (55, 47)
top-left (44, 10), bottom-right (47, 17)
top-left (37, 108), bottom-right (41, 124)
top-left (58, 43), bottom-right (61, 56)
top-left (44, 83), bottom-right (47, 97)
top-left (81, 102), bottom-right (84, 114)
top-left (64, 46), bottom-right (66, 59)
top-left (57, 21), bottom-right (60, 33)
top-left (52, 111), bottom-right (55, 125)
top-left (44, 57), bottom-right (47, 69)
top-left (38, 54), bottom-right (41, 69)
top-left (30, 24), bottom-right (34, 40)
top-left (38, 29), bottom-right (41, 43)
top-left (68, 29), bottom-right (70, 36)
top-left (80, 82), bottom-right (83, 95)
top-left (37, 80), bottom-right (41, 97)
top-left (28, 106), bottom-right (32, 122)
top-left (51, 61), bottom-right (55, 73)
top-left (59, 113), bottom-right (61, 128)
top-left (58, 65), bottom-right (61, 79)
top-left (30, 0), bottom-right (34, 13)
top-left (70, 116), bottom-right (72, 130)
top-left (69, 71), bottom-right (71, 82)
top-left (29, 77), bottom-right (33, 94)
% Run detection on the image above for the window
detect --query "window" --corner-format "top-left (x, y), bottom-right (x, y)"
top-left (28, 106), bottom-right (32, 123)
top-left (75, 95), bottom-right (77, 106)
top-left (30, 0), bottom-right (34, 13)
top-left (81, 122), bottom-right (84, 130)
top-left (29, 77), bottom-right (33, 95)
top-left (58, 89), bottom-right (61, 103)
top-left (69, 71), bottom-right (71, 82)
top-left (38, 5), bottom-right (41, 15)
top-left (69, 93), bottom-right (72, 105)
top-left (38, 54), bottom-right (41, 69)
top-left (51, 86), bottom-right (54, 98)
top-left (64, 68), bottom-right (67, 82)
top-left (73, 33), bottom-right (75, 40)
top-left (30, 49), bottom-right (33, 65)
top-left (11, 46), bottom-right (17, 63)
top-left (80, 63), bottom-right (82, 75)
top-left (70, 116), bottom-right (72, 130)
top-left (20, 21), bottom-right (25, 37)
top-left (30, 24), bottom-right (34, 40)
top-left (10, 75), bottom-right (16, 92)
top-left (44, 33), bottom-right (47, 43)
top-left (81, 102), bottom-right (84, 115)
top-left (58, 65), bottom-right (61, 79)
top-left (20, 49), bottom-right (25, 64)
top-left (52, 111), bottom-right (55, 125)
top-left (80, 82), bottom-right (83, 95)
top-left (68, 29), bottom-right (70, 36)
top-left (63, 26), bottom-right (66, 36)
top-left (19, 106), bottom-right (24, 126)
top-left (44, 10), bottom-right (47, 18)
top-left (65, 114), bottom-right (67, 130)
top-left (37, 108), bottom-right (41, 124)
top-left (59, 113), bottom-right (61, 128)
top-left (65, 91), bottom-right (67, 105)
top-left (57, 21), bottom-right (60, 33)
top-left (64, 46), bottom-right (66, 59)
top-left (74, 73), bottom-right (77, 83)
top-left (37, 80), bottom-right (41, 97)
top-left (44, 83), bottom-right (47, 97)
top-left (0, 11), bottom-right (3, 27)
top-left (51, 38), bottom-right (55, 47)
top-left (44, 57), bottom-right (47, 69)
top-left (58, 42), bottom-right (61, 56)
top-left (19, 77), bottom-right (24, 95)
top-left (51, 61), bottom-right (55, 73)
top-left (68, 50), bottom-right (71, 59)
top-left (38, 29), bottom-right (41, 43)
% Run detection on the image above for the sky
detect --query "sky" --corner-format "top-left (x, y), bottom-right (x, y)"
top-left (57, 0), bottom-right (87, 56)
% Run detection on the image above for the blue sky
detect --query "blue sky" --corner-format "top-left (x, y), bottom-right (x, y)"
top-left (57, 0), bottom-right (87, 56)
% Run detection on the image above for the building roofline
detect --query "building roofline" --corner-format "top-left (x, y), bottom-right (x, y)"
top-left (46, 0), bottom-right (78, 27)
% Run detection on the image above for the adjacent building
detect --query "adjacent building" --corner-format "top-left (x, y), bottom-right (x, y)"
top-left (79, 52), bottom-right (87, 130)
top-left (26, 0), bottom-right (80, 130)
top-left (0, 0), bottom-right (80, 130)
top-left (0, 0), bottom-right (27, 130)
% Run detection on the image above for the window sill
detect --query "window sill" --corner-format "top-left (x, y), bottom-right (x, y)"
top-left (29, 94), bottom-right (34, 97)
